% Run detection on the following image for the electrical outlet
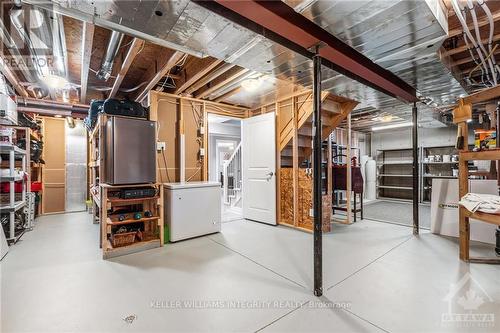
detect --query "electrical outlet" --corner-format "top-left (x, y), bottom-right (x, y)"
top-left (157, 142), bottom-right (166, 151)
top-left (199, 126), bottom-right (205, 135)
top-left (309, 209), bottom-right (314, 217)
top-left (199, 148), bottom-right (205, 156)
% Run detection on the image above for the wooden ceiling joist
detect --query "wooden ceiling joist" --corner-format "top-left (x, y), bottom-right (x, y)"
top-left (174, 58), bottom-right (223, 95)
top-left (109, 38), bottom-right (144, 98)
top-left (186, 62), bottom-right (236, 94)
top-left (213, 86), bottom-right (242, 102)
top-left (134, 51), bottom-right (185, 102)
top-left (442, 33), bottom-right (500, 57)
top-left (196, 68), bottom-right (251, 99)
top-left (448, 10), bottom-right (500, 38)
top-left (80, 22), bottom-right (94, 104)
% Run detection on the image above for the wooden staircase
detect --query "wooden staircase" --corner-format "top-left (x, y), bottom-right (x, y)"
top-left (279, 92), bottom-right (358, 166)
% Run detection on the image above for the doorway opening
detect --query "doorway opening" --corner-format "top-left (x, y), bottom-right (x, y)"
top-left (207, 114), bottom-right (242, 222)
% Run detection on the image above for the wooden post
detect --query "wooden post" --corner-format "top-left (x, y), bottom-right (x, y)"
top-left (292, 97), bottom-right (299, 227)
top-left (202, 102), bottom-right (208, 181)
top-left (458, 121), bottom-right (470, 261)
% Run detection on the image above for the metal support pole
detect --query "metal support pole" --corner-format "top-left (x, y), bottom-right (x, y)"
top-left (412, 102), bottom-right (419, 235)
top-left (312, 52), bottom-right (323, 297)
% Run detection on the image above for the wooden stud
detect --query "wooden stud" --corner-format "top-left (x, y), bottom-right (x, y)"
top-left (135, 51), bottom-right (186, 102)
top-left (175, 58), bottom-right (224, 94)
top-left (292, 97), bottom-right (299, 227)
top-left (202, 102), bottom-right (208, 181)
top-left (109, 38), bottom-right (144, 98)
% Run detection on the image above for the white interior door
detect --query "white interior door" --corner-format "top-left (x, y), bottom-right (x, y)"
top-left (242, 112), bottom-right (276, 225)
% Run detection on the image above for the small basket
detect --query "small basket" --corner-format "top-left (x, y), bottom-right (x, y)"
top-left (110, 231), bottom-right (136, 247)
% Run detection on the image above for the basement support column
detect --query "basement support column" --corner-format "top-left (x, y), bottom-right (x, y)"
top-left (412, 102), bottom-right (419, 235)
top-left (312, 52), bottom-right (323, 297)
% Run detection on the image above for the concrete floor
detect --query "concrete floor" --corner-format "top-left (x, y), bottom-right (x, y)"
top-left (1, 212), bottom-right (499, 332)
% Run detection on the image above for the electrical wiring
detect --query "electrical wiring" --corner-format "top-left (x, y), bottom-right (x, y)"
top-left (161, 149), bottom-right (171, 183)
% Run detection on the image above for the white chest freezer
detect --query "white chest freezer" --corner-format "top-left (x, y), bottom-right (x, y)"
top-left (164, 181), bottom-right (221, 242)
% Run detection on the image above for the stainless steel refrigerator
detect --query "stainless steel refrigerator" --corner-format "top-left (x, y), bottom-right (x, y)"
top-left (103, 116), bottom-right (156, 185)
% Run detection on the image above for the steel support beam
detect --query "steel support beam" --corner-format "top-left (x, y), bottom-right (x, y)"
top-left (194, 0), bottom-right (417, 103)
top-left (412, 102), bottom-right (419, 235)
top-left (312, 52), bottom-right (322, 297)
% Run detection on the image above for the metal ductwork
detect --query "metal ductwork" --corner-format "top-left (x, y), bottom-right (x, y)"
top-left (97, 31), bottom-right (124, 81)
top-left (16, 97), bottom-right (89, 118)
top-left (4, 2), bottom-right (68, 95)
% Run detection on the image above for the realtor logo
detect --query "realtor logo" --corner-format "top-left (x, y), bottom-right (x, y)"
top-left (442, 273), bottom-right (495, 328)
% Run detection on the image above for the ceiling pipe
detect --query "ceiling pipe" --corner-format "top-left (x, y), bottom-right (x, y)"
top-left (96, 31), bottom-right (124, 81)
top-left (8, 3), bottom-right (69, 94)
top-left (16, 96), bottom-right (89, 117)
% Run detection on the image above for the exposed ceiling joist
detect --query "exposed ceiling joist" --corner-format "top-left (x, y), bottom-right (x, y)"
top-left (135, 51), bottom-right (185, 102)
top-left (448, 10), bottom-right (500, 38)
top-left (442, 33), bottom-right (500, 57)
top-left (450, 47), bottom-right (500, 67)
top-left (109, 38), bottom-right (144, 98)
top-left (196, 68), bottom-right (251, 99)
top-left (175, 58), bottom-right (223, 94)
top-left (213, 86), bottom-right (242, 102)
top-left (186, 62), bottom-right (236, 94)
top-left (194, 0), bottom-right (418, 103)
top-left (80, 22), bottom-right (94, 103)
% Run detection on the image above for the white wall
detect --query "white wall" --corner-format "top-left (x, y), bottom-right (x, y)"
top-left (371, 125), bottom-right (475, 156)
top-left (208, 121), bottom-right (241, 182)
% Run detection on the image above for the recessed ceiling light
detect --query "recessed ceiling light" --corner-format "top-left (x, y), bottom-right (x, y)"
top-left (54, 114), bottom-right (63, 118)
top-left (241, 78), bottom-right (261, 91)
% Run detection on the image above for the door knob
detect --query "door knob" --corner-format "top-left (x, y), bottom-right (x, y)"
top-left (266, 171), bottom-right (274, 181)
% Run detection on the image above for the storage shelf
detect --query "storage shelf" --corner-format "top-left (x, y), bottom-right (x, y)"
top-left (0, 200), bottom-right (26, 212)
top-left (460, 149), bottom-right (500, 161)
top-left (423, 175), bottom-right (456, 178)
top-left (0, 144), bottom-right (26, 155)
top-left (107, 196), bottom-right (159, 205)
top-left (103, 238), bottom-right (161, 259)
top-left (422, 161), bottom-right (457, 165)
top-left (464, 210), bottom-right (500, 226)
top-left (378, 174), bottom-right (413, 177)
top-left (107, 216), bottom-right (159, 226)
top-left (377, 185), bottom-right (413, 190)
top-left (1, 175), bottom-right (24, 182)
top-left (377, 161), bottom-right (413, 165)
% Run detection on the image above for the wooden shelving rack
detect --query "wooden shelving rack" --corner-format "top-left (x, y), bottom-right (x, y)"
top-left (458, 148), bottom-right (500, 263)
top-left (88, 114), bottom-right (164, 259)
top-left (453, 86), bottom-right (500, 263)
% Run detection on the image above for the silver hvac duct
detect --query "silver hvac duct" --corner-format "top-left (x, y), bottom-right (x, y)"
top-left (97, 31), bottom-right (124, 81)
top-left (7, 3), bottom-right (68, 89)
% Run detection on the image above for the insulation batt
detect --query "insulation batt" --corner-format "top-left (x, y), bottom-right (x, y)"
top-left (459, 193), bottom-right (500, 214)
